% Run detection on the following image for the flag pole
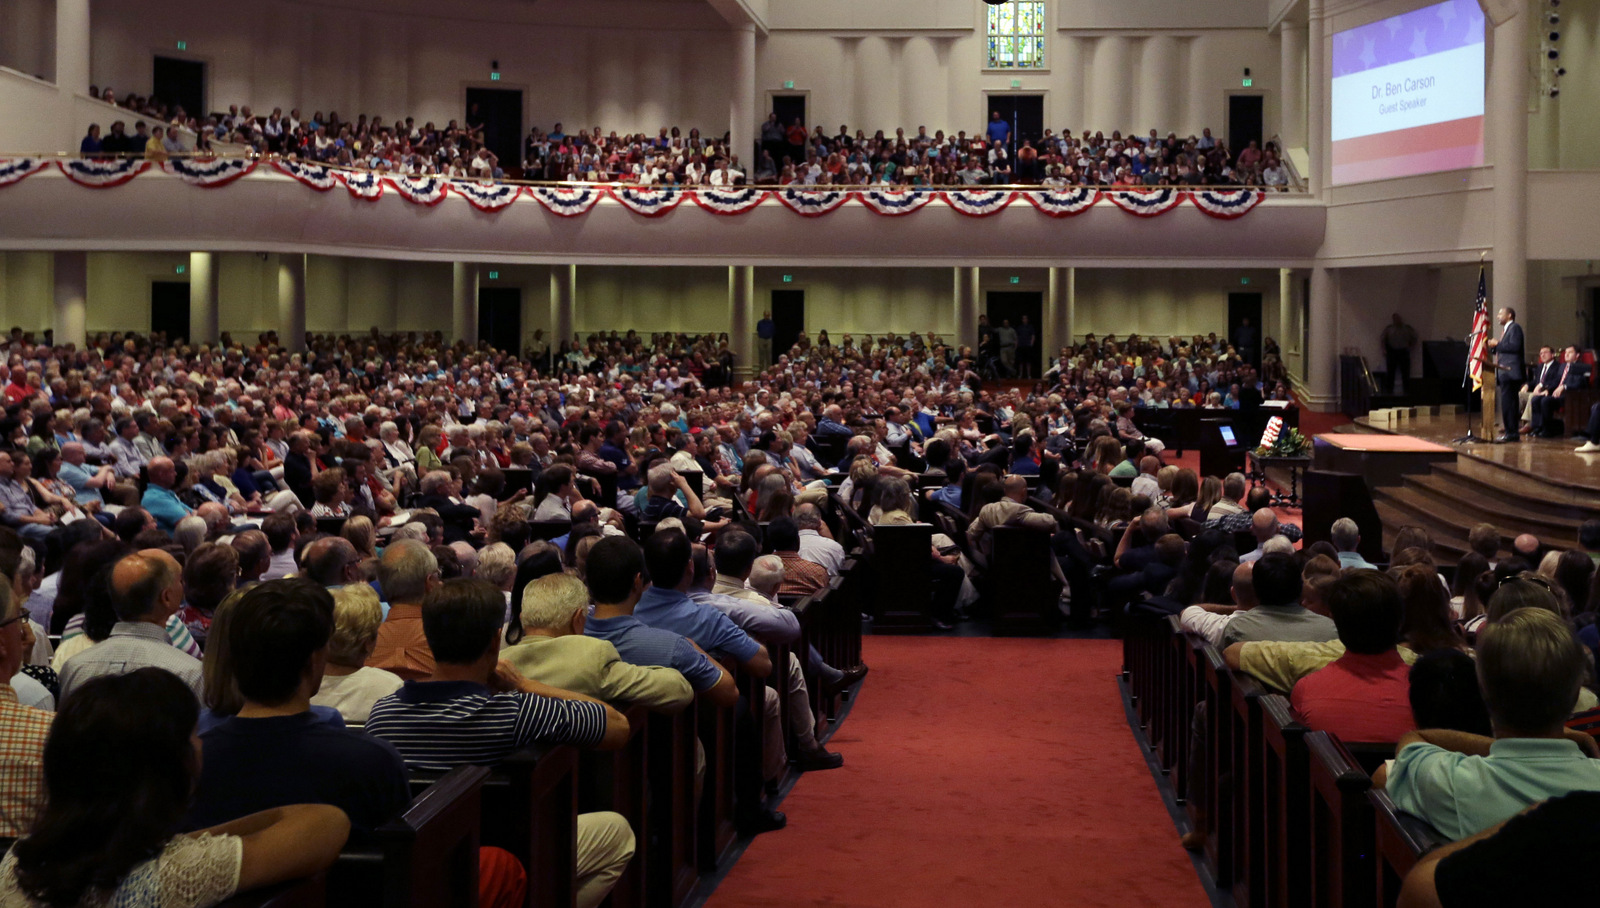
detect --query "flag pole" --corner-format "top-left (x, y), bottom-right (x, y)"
top-left (1453, 252), bottom-right (1491, 444)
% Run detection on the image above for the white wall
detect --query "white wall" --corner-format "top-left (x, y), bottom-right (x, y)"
top-left (0, 0), bottom-right (54, 82)
top-left (1528, 0), bottom-right (1600, 169)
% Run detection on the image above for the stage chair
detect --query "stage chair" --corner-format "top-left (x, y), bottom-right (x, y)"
top-left (1306, 731), bottom-right (1376, 908)
top-left (332, 764), bottom-right (488, 908)
top-left (1370, 788), bottom-right (1446, 908)
top-left (577, 704), bottom-right (650, 908)
top-left (1260, 695), bottom-right (1310, 908)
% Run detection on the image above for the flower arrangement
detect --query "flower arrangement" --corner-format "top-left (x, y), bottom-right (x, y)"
top-left (1255, 427), bottom-right (1310, 458)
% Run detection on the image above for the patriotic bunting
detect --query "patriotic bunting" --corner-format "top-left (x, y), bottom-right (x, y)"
top-left (272, 159), bottom-right (339, 191)
top-left (691, 187), bottom-right (769, 215)
top-left (611, 186), bottom-right (685, 217)
top-left (386, 175), bottom-right (450, 206)
top-left (0, 158), bottom-right (48, 187)
top-left (161, 157), bottom-right (257, 187)
top-left (941, 189), bottom-right (1016, 217)
top-left (526, 185), bottom-right (604, 217)
top-left (339, 169), bottom-right (384, 200)
top-left (1189, 189), bottom-right (1266, 220)
top-left (1107, 188), bottom-right (1185, 217)
top-left (12, 161), bottom-right (1275, 224)
top-left (775, 188), bottom-right (851, 217)
top-left (1025, 186), bottom-right (1100, 217)
top-left (452, 180), bottom-right (521, 212)
top-left (57, 158), bottom-right (149, 188)
top-left (858, 188), bottom-right (936, 216)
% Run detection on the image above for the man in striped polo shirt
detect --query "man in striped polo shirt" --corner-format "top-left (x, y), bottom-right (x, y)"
top-left (366, 578), bottom-right (636, 908)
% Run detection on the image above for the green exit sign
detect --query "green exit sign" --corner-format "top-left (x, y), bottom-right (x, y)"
top-left (487, 271), bottom-right (499, 280)
top-left (1240, 277), bottom-right (1251, 285)
top-left (490, 71), bottom-right (501, 81)
top-left (175, 264), bottom-right (186, 275)
top-left (1011, 79), bottom-right (1022, 89)
top-left (1241, 77), bottom-right (1253, 87)
top-left (1009, 276), bottom-right (1020, 284)
top-left (783, 80), bottom-right (795, 90)
top-left (782, 275), bottom-right (793, 283)
top-left (177, 41), bottom-right (187, 50)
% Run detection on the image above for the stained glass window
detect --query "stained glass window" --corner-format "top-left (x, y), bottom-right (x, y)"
top-left (986, 1), bottom-right (1046, 69)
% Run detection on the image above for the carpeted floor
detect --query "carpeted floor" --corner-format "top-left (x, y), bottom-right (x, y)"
top-left (705, 637), bottom-right (1210, 908)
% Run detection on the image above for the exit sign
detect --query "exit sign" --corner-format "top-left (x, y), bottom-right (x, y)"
top-left (1241, 77), bottom-right (1253, 87)
top-left (175, 264), bottom-right (186, 275)
top-left (487, 271), bottom-right (500, 280)
top-left (1240, 277), bottom-right (1251, 285)
top-left (1011, 79), bottom-right (1022, 89)
top-left (177, 41), bottom-right (187, 50)
top-left (490, 72), bottom-right (501, 81)
top-left (782, 275), bottom-right (793, 283)
top-left (1009, 276), bottom-right (1020, 284)
top-left (784, 81), bottom-right (795, 89)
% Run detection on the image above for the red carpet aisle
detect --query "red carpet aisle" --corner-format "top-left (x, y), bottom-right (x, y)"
top-left (706, 638), bottom-right (1209, 908)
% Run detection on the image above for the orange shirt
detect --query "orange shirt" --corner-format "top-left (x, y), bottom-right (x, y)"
top-left (0, 684), bottom-right (52, 836)
top-left (366, 604), bottom-right (434, 681)
top-left (776, 552), bottom-right (829, 599)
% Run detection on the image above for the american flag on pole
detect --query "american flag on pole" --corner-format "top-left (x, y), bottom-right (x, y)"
top-left (1467, 263), bottom-right (1489, 391)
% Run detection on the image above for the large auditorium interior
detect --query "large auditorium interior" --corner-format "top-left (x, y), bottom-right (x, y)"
top-left (0, 0), bottom-right (1594, 905)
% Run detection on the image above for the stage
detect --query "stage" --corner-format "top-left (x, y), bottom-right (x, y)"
top-left (1352, 412), bottom-right (1600, 506)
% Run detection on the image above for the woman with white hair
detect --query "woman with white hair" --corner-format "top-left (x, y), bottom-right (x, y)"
top-left (310, 585), bottom-right (403, 725)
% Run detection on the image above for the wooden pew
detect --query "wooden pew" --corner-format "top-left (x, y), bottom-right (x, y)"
top-left (1370, 788), bottom-right (1445, 908)
top-left (500, 467), bottom-right (534, 498)
top-left (333, 764), bottom-right (488, 908)
top-left (577, 704), bottom-right (650, 908)
top-left (861, 523), bottom-right (935, 632)
top-left (316, 516), bottom-right (348, 537)
top-left (1165, 622), bottom-right (1203, 805)
top-left (1306, 731), bottom-right (1376, 908)
top-left (697, 677), bottom-right (740, 872)
top-left (1229, 672), bottom-right (1266, 908)
top-left (987, 526), bottom-right (1060, 635)
top-left (1201, 643), bottom-right (1235, 888)
top-left (409, 746), bottom-right (578, 908)
top-left (1259, 695), bottom-right (1310, 908)
top-left (646, 708), bottom-right (699, 908)
top-left (528, 520), bottom-right (573, 542)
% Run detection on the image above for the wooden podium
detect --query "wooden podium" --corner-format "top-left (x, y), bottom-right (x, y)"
top-left (1480, 378), bottom-right (1496, 439)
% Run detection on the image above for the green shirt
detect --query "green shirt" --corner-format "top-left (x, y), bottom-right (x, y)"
top-left (1387, 737), bottom-right (1600, 840)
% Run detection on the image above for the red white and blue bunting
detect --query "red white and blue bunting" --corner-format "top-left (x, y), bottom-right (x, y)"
top-left (339, 170), bottom-right (384, 201)
top-left (611, 186), bottom-right (685, 218)
top-left (1107, 188), bottom-right (1185, 217)
top-left (0, 158), bottom-right (48, 187)
top-left (0, 160), bottom-right (1272, 224)
top-left (452, 180), bottom-right (520, 212)
top-left (526, 185), bottom-right (604, 217)
top-left (272, 159), bottom-right (339, 191)
top-left (858, 188), bottom-right (936, 216)
top-left (57, 157), bottom-right (149, 188)
top-left (387, 175), bottom-right (449, 206)
top-left (1025, 186), bottom-right (1101, 218)
top-left (942, 189), bottom-right (1017, 218)
top-left (161, 157), bottom-right (257, 187)
top-left (775, 188), bottom-right (851, 217)
top-left (691, 187), bottom-right (769, 215)
top-left (1189, 189), bottom-right (1266, 220)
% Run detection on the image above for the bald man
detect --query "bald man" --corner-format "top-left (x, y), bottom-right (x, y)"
top-left (141, 456), bottom-right (194, 533)
top-left (1240, 510), bottom-right (1284, 564)
top-left (58, 550), bottom-right (204, 702)
top-left (301, 536), bottom-right (362, 588)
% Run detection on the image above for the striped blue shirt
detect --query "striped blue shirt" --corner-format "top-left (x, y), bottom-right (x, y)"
top-left (365, 680), bottom-right (608, 772)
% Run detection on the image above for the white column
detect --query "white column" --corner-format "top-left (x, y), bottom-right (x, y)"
top-left (1307, 265), bottom-right (1338, 407)
top-left (277, 253), bottom-right (306, 353)
top-left (1488, 2), bottom-right (1529, 323)
top-left (550, 265), bottom-right (575, 352)
top-left (729, 23), bottom-right (757, 172)
top-left (188, 252), bottom-right (219, 346)
top-left (1045, 267), bottom-right (1074, 365)
top-left (1307, 0), bottom-right (1327, 195)
top-left (52, 251), bottom-right (86, 349)
top-left (902, 38), bottom-right (941, 135)
top-left (1091, 37), bottom-right (1130, 133)
top-left (1278, 266), bottom-right (1294, 375)
top-left (1279, 22), bottom-right (1306, 149)
top-left (1140, 36), bottom-right (1178, 134)
top-left (452, 262), bottom-right (478, 345)
top-left (55, 0), bottom-right (90, 150)
top-left (953, 267), bottom-right (980, 352)
top-left (728, 266), bottom-right (754, 381)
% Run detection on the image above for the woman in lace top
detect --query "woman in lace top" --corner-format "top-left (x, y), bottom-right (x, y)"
top-left (0, 668), bottom-right (349, 908)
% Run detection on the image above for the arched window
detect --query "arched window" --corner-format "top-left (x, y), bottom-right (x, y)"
top-left (986, 1), bottom-right (1047, 70)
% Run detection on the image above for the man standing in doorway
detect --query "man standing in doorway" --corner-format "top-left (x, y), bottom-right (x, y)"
top-left (986, 111), bottom-right (1010, 148)
top-left (1015, 315), bottom-right (1036, 379)
top-left (1487, 306), bottom-right (1525, 443)
top-left (1381, 313), bottom-right (1418, 394)
top-left (1233, 317), bottom-right (1258, 368)
top-left (756, 311), bottom-right (774, 370)
top-left (996, 319), bottom-right (1018, 377)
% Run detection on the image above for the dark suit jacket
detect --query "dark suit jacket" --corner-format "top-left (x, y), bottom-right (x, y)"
top-left (1533, 360), bottom-right (1561, 391)
top-left (1496, 322), bottom-right (1524, 379)
top-left (1560, 362), bottom-right (1592, 390)
top-left (415, 494), bottom-right (481, 544)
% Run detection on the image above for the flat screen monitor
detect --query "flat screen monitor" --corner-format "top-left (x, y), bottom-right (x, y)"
top-left (1218, 425), bottom-right (1239, 448)
top-left (1331, 0), bottom-right (1485, 184)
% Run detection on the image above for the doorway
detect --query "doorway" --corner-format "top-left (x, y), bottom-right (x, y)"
top-left (466, 88), bottom-right (523, 175)
top-left (771, 95), bottom-right (807, 131)
top-left (770, 289), bottom-right (804, 359)
top-left (985, 291), bottom-right (1043, 378)
top-left (984, 94), bottom-right (1044, 154)
top-left (150, 281), bottom-right (191, 344)
top-left (1228, 95), bottom-right (1265, 162)
top-left (478, 287), bottom-right (522, 354)
top-left (1228, 292), bottom-right (1263, 367)
top-left (153, 56), bottom-right (205, 120)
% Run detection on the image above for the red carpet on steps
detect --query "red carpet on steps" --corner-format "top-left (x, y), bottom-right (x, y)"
top-left (706, 637), bottom-right (1209, 908)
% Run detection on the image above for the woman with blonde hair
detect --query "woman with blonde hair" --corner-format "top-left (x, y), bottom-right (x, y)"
top-left (310, 585), bottom-right (403, 725)
top-left (341, 515), bottom-right (376, 559)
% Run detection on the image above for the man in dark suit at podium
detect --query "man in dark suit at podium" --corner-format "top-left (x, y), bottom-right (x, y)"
top-left (1531, 345), bottom-right (1590, 438)
top-left (1487, 307), bottom-right (1524, 443)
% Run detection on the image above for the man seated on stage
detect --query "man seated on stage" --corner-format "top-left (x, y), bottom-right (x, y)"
top-left (1530, 346), bottom-right (1588, 438)
top-left (1519, 345), bottom-right (1557, 436)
